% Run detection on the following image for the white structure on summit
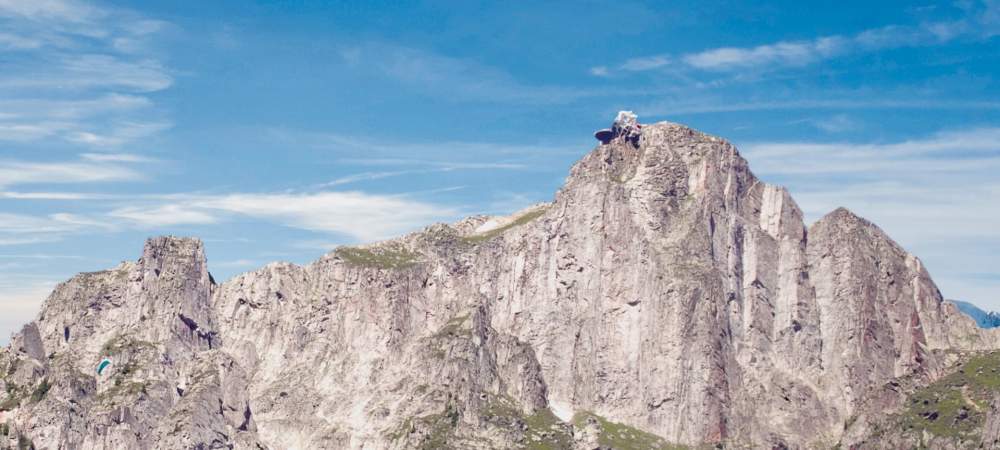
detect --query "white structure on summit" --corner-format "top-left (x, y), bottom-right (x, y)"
top-left (594, 110), bottom-right (642, 146)
top-left (614, 110), bottom-right (638, 130)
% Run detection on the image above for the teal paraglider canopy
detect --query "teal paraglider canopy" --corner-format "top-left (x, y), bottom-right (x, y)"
top-left (96, 358), bottom-right (112, 376)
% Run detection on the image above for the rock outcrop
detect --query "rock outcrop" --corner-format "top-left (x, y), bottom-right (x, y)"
top-left (1, 120), bottom-right (997, 449)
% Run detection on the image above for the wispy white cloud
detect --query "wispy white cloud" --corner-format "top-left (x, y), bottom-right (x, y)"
top-left (80, 152), bottom-right (157, 163)
top-left (215, 259), bottom-right (259, 268)
top-left (0, 0), bottom-right (102, 24)
top-left (0, 212), bottom-right (116, 247)
top-left (65, 120), bottom-right (171, 147)
top-left (0, 94), bottom-right (152, 120)
top-left (0, 253), bottom-right (82, 259)
top-left (0, 236), bottom-right (62, 246)
top-left (337, 159), bottom-right (526, 170)
top-left (793, 114), bottom-right (859, 133)
top-left (620, 54), bottom-right (673, 72)
top-left (0, 32), bottom-right (42, 49)
top-left (109, 190), bottom-right (462, 242)
top-left (0, 274), bottom-right (60, 345)
top-left (0, 213), bottom-right (104, 234)
top-left (0, 191), bottom-right (116, 200)
top-left (0, 0), bottom-right (173, 149)
top-left (595, 3), bottom-right (1000, 76)
top-left (741, 127), bottom-right (1000, 304)
top-left (0, 156), bottom-right (144, 187)
top-left (267, 126), bottom-right (580, 163)
top-left (319, 170), bottom-right (427, 187)
top-left (1, 54), bottom-right (173, 92)
top-left (742, 127), bottom-right (1000, 175)
top-left (639, 97), bottom-right (1000, 116)
top-left (682, 36), bottom-right (846, 71)
top-left (589, 66), bottom-right (610, 77)
top-left (340, 42), bottom-right (596, 104)
top-left (109, 203), bottom-right (219, 226)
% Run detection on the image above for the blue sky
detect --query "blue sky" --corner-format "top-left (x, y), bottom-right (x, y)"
top-left (1, 0), bottom-right (999, 342)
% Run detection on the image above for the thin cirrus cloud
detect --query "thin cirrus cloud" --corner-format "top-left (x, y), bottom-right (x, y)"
top-left (0, 0), bottom-right (173, 149)
top-left (739, 126), bottom-right (1000, 304)
top-left (740, 126), bottom-right (1000, 237)
top-left (265, 126), bottom-right (579, 171)
top-left (65, 121), bottom-right (172, 147)
top-left (791, 114), bottom-right (859, 133)
top-left (0, 212), bottom-right (115, 247)
top-left (0, 94), bottom-right (152, 120)
top-left (109, 191), bottom-right (462, 243)
top-left (0, 153), bottom-right (157, 188)
top-left (593, 3), bottom-right (999, 76)
top-left (0, 0), bottom-right (102, 23)
top-left (0, 191), bottom-right (117, 200)
top-left (0, 277), bottom-right (62, 343)
top-left (637, 97), bottom-right (1000, 116)
top-left (80, 152), bottom-right (158, 163)
top-left (0, 55), bottom-right (173, 93)
top-left (318, 170), bottom-right (432, 188)
top-left (741, 127), bottom-right (1000, 176)
top-left (339, 42), bottom-right (599, 104)
top-left (0, 32), bottom-right (42, 50)
top-left (0, 157), bottom-right (144, 187)
top-left (0, 185), bottom-right (460, 250)
top-left (681, 36), bottom-right (846, 71)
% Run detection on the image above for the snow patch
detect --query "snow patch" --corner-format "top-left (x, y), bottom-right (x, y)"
top-left (549, 399), bottom-right (574, 422)
top-left (473, 218), bottom-right (504, 234)
top-left (470, 204), bottom-right (548, 235)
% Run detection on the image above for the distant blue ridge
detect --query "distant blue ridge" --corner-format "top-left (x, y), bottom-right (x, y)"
top-left (952, 300), bottom-right (1000, 329)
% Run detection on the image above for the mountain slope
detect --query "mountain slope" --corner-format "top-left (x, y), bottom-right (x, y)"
top-left (953, 300), bottom-right (1000, 329)
top-left (1, 120), bottom-right (997, 449)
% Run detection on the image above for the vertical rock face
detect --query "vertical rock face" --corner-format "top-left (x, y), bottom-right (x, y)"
top-left (1, 121), bottom-right (996, 449)
top-left (808, 209), bottom-right (982, 409)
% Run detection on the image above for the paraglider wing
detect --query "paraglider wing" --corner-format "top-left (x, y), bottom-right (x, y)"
top-left (96, 358), bottom-right (112, 375)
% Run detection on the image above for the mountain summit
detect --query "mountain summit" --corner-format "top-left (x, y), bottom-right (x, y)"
top-left (2, 120), bottom-right (998, 449)
top-left (953, 300), bottom-right (1000, 329)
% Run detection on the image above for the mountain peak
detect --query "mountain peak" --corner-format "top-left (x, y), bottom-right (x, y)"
top-left (142, 235), bottom-right (205, 260)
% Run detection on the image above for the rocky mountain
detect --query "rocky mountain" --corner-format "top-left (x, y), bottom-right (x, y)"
top-left (953, 300), bottom-right (1000, 329)
top-left (2, 119), bottom-right (999, 449)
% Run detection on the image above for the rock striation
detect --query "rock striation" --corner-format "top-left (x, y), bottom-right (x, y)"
top-left (1, 120), bottom-right (998, 449)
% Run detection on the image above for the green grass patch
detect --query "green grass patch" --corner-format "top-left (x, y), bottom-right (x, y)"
top-left (461, 207), bottom-right (548, 244)
top-left (890, 350), bottom-right (1000, 441)
top-left (335, 245), bottom-right (420, 269)
top-left (16, 433), bottom-right (34, 450)
top-left (100, 334), bottom-right (155, 357)
top-left (386, 399), bottom-right (462, 449)
top-left (433, 314), bottom-right (471, 339)
top-left (426, 314), bottom-right (473, 360)
top-left (481, 396), bottom-right (573, 450)
top-left (4, 359), bottom-right (18, 381)
top-left (573, 412), bottom-right (691, 450)
top-left (28, 378), bottom-right (49, 403)
top-left (0, 396), bottom-right (21, 412)
top-left (415, 403), bottom-right (461, 450)
top-left (98, 381), bottom-right (147, 405)
top-left (94, 335), bottom-right (155, 406)
top-left (524, 408), bottom-right (573, 450)
top-left (386, 417), bottom-right (414, 442)
top-left (0, 382), bottom-right (25, 412)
